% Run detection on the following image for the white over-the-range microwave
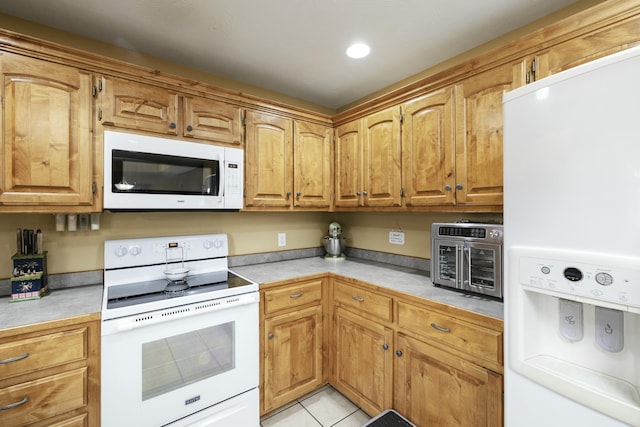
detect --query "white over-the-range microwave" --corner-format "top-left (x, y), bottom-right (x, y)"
top-left (103, 130), bottom-right (244, 210)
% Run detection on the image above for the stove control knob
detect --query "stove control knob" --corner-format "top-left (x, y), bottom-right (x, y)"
top-left (213, 239), bottom-right (224, 249)
top-left (488, 229), bottom-right (502, 239)
top-left (114, 246), bottom-right (128, 257)
top-left (203, 240), bottom-right (213, 250)
top-left (129, 245), bottom-right (142, 256)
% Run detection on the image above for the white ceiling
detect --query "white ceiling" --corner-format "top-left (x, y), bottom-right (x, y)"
top-left (0, 0), bottom-right (579, 109)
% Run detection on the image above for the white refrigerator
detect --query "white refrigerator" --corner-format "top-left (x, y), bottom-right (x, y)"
top-left (503, 46), bottom-right (640, 426)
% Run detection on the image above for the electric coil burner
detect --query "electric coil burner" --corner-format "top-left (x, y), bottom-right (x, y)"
top-left (101, 234), bottom-right (260, 427)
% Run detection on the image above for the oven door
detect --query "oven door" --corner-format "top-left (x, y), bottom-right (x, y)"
top-left (432, 238), bottom-right (462, 289)
top-left (101, 293), bottom-right (259, 427)
top-left (462, 241), bottom-right (502, 298)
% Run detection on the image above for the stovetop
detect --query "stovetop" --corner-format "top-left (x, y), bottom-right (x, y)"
top-left (102, 233), bottom-right (258, 320)
top-left (105, 270), bottom-right (255, 310)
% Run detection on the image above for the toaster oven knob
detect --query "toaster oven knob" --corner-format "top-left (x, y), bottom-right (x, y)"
top-left (488, 229), bottom-right (502, 239)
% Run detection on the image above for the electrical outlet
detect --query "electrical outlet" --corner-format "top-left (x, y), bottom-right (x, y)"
top-left (389, 231), bottom-right (405, 245)
top-left (278, 232), bottom-right (286, 247)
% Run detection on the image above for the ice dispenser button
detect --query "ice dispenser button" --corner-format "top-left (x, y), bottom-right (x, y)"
top-left (559, 299), bottom-right (583, 342)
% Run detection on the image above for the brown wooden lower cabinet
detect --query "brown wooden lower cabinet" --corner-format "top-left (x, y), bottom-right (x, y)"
top-left (0, 316), bottom-right (100, 427)
top-left (332, 307), bottom-right (393, 416)
top-left (394, 332), bottom-right (503, 427)
top-left (261, 275), bottom-right (503, 427)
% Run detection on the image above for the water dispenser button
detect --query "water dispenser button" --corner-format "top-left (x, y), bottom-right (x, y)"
top-left (595, 306), bottom-right (624, 352)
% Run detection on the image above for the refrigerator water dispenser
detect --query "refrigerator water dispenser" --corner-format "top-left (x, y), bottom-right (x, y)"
top-left (508, 246), bottom-right (640, 426)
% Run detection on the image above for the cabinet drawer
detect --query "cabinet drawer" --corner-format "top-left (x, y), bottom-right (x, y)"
top-left (264, 279), bottom-right (322, 314)
top-left (0, 367), bottom-right (87, 427)
top-left (0, 328), bottom-right (87, 378)
top-left (334, 281), bottom-right (392, 321)
top-left (397, 301), bottom-right (502, 365)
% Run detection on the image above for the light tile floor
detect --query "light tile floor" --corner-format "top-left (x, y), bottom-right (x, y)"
top-left (261, 386), bottom-right (371, 427)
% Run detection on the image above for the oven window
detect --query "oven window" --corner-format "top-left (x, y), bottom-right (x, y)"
top-left (141, 322), bottom-right (235, 401)
top-left (112, 149), bottom-right (220, 195)
top-left (469, 247), bottom-right (497, 288)
top-left (437, 243), bottom-right (458, 282)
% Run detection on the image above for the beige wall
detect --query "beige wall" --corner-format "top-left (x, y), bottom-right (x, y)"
top-left (1, 211), bottom-right (502, 279)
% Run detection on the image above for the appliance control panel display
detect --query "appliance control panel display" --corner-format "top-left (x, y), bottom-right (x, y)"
top-left (512, 247), bottom-right (640, 311)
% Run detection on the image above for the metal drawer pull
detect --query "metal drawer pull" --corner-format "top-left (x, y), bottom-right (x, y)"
top-left (431, 323), bottom-right (451, 333)
top-left (1, 397), bottom-right (29, 410)
top-left (289, 292), bottom-right (304, 299)
top-left (0, 353), bottom-right (29, 364)
top-left (352, 295), bottom-right (365, 302)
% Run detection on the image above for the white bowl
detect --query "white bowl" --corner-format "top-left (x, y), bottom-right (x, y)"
top-left (164, 268), bottom-right (189, 281)
top-left (115, 182), bottom-right (134, 191)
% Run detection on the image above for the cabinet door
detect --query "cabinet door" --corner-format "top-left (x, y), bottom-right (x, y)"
top-left (293, 121), bottom-right (332, 208)
top-left (395, 333), bottom-right (503, 427)
top-left (334, 119), bottom-right (362, 207)
top-left (402, 88), bottom-right (455, 206)
top-left (264, 305), bottom-right (323, 413)
top-left (333, 307), bottom-right (393, 416)
top-left (362, 106), bottom-right (402, 207)
top-left (244, 110), bottom-right (293, 207)
top-left (100, 76), bottom-right (179, 135)
top-left (0, 53), bottom-right (93, 207)
top-left (182, 95), bottom-right (242, 145)
top-left (454, 60), bottom-right (525, 205)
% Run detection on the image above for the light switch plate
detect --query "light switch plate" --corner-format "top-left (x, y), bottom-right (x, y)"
top-left (278, 233), bottom-right (286, 247)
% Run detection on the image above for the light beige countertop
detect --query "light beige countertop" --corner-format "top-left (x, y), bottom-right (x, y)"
top-left (0, 284), bottom-right (103, 330)
top-left (232, 256), bottom-right (504, 320)
top-left (0, 255), bottom-right (503, 331)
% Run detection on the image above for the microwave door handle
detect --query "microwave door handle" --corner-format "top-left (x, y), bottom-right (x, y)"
top-left (218, 159), bottom-right (225, 197)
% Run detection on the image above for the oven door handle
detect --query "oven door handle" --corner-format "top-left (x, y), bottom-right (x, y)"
top-left (463, 245), bottom-right (472, 287)
top-left (107, 292), bottom-right (259, 333)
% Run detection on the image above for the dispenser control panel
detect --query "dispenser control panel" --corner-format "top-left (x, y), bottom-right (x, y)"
top-left (512, 247), bottom-right (640, 312)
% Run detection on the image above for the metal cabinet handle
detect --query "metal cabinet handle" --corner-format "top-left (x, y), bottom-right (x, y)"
top-left (363, 190), bottom-right (368, 196)
top-left (455, 184), bottom-right (463, 190)
top-left (444, 185), bottom-right (452, 191)
top-left (186, 125), bottom-right (193, 132)
top-left (286, 191), bottom-right (292, 199)
top-left (431, 323), bottom-right (451, 333)
top-left (356, 191), bottom-right (361, 196)
top-left (382, 343), bottom-right (389, 350)
top-left (352, 295), bottom-right (365, 302)
top-left (0, 353), bottom-right (29, 364)
top-left (289, 292), bottom-right (304, 299)
top-left (296, 192), bottom-right (301, 199)
top-left (396, 350), bottom-right (403, 357)
top-left (0, 397), bottom-right (29, 411)
top-left (169, 122), bottom-right (177, 129)
top-left (268, 333), bottom-right (274, 339)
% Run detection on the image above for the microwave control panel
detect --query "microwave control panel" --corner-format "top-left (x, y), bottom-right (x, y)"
top-left (511, 247), bottom-right (640, 312)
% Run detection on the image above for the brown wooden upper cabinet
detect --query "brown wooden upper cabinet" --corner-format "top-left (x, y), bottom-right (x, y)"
top-left (245, 110), bottom-right (332, 209)
top-left (335, 106), bottom-right (402, 208)
top-left (244, 110), bottom-right (293, 208)
top-left (453, 60), bottom-right (525, 206)
top-left (98, 75), bottom-right (242, 145)
top-left (0, 52), bottom-right (95, 211)
top-left (401, 87), bottom-right (456, 207)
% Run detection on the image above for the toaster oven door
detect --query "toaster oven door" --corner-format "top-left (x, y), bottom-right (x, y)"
top-left (432, 239), bottom-right (463, 289)
top-left (462, 241), bottom-right (502, 298)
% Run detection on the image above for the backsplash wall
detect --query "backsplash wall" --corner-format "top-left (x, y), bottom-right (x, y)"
top-left (0, 211), bottom-right (501, 279)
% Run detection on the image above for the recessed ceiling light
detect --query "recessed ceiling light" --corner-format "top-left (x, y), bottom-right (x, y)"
top-left (346, 43), bottom-right (370, 59)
